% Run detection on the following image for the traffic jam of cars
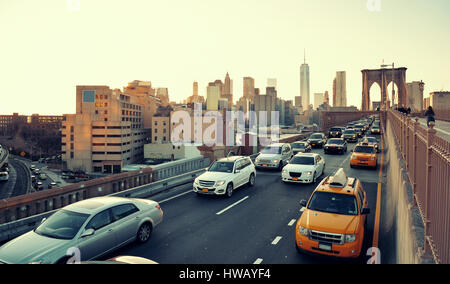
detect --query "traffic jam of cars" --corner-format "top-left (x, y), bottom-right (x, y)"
top-left (0, 116), bottom-right (381, 263)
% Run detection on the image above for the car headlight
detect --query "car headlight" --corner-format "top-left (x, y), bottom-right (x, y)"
top-left (370, 157), bottom-right (375, 161)
top-left (215, 180), bottom-right (226, 186)
top-left (255, 158), bottom-right (260, 163)
top-left (194, 178), bottom-right (199, 184)
top-left (345, 234), bottom-right (356, 243)
top-left (351, 155), bottom-right (356, 160)
top-left (282, 169), bottom-right (288, 174)
top-left (273, 160), bottom-right (279, 164)
top-left (306, 171), bottom-right (313, 175)
top-left (299, 226), bottom-right (309, 236)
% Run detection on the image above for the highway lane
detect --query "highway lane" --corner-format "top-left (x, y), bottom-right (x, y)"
top-left (112, 138), bottom-right (386, 264)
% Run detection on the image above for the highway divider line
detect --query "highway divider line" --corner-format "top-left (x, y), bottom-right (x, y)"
top-left (159, 189), bottom-right (193, 204)
top-left (216, 196), bottom-right (250, 215)
top-left (372, 133), bottom-right (384, 250)
top-left (271, 236), bottom-right (282, 245)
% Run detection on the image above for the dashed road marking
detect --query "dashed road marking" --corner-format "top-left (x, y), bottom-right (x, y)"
top-left (288, 219), bottom-right (297, 226)
top-left (216, 196), bottom-right (250, 215)
top-left (253, 258), bottom-right (263, 264)
top-left (271, 236), bottom-right (283, 245)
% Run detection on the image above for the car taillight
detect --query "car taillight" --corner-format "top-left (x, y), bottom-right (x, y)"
top-left (156, 204), bottom-right (161, 210)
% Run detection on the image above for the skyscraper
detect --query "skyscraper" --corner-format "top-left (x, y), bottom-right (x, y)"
top-left (267, 78), bottom-right (277, 90)
top-left (300, 52), bottom-right (310, 110)
top-left (335, 71), bottom-right (347, 107)
top-left (243, 77), bottom-right (255, 101)
top-left (314, 93), bottom-right (324, 110)
top-left (222, 72), bottom-right (233, 109)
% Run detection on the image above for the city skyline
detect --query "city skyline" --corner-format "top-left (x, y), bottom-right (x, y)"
top-left (1, 0), bottom-right (450, 115)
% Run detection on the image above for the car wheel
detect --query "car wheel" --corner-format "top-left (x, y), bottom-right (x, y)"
top-left (226, 183), bottom-right (234, 198)
top-left (136, 222), bottom-right (153, 243)
top-left (248, 173), bottom-right (255, 187)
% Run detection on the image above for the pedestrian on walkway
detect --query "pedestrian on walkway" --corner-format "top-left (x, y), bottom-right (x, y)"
top-left (424, 106), bottom-right (435, 127)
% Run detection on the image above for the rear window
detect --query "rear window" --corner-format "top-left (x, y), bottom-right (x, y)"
top-left (330, 128), bottom-right (341, 132)
top-left (328, 139), bottom-right (344, 144)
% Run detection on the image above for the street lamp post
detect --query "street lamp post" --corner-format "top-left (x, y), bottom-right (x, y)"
top-left (381, 63), bottom-right (395, 108)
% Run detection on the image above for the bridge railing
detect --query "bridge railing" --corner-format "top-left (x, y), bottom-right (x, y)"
top-left (388, 110), bottom-right (450, 264)
top-left (0, 156), bottom-right (209, 225)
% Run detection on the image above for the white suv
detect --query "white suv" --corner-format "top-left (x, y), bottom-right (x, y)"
top-left (254, 143), bottom-right (293, 171)
top-left (193, 156), bottom-right (256, 197)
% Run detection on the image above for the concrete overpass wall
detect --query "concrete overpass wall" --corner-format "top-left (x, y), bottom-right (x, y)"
top-left (384, 116), bottom-right (433, 264)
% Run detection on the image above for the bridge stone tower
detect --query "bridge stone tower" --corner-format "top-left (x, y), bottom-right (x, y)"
top-left (361, 67), bottom-right (407, 111)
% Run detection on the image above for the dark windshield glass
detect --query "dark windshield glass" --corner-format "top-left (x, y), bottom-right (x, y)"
top-left (364, 137), bottom-right (377, 143)
top-left (35, 210), bottom-right (89, 240)
top-left (290, 156), bottom-right (314, 165)
top-left (308, 192), bottom-right (358, 215)
top-left (310, 134), bottom-right (322, 139)
top-left (208, 162), bottom-right (234, 173)
top-left (328, 139), bottom-right (344, 145)
top-left (261, 146), bottom-right (282, 154)
top-left (354, 146), bottom-right (375, 153)
top-left (292, 143), bottom-right (306, 148)
top-left (344, 130), bottom-right (356, 134)
top-left (330, 128), bottom-right (341, 132)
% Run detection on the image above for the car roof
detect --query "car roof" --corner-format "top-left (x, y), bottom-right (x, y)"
top-left (315, 169), bottom-right (359, 196)
top-left (218, 156), bottom-right (247, 162)
top-left (64, 197), bottom-right (135, 215)
top-left (267, 143), bottom-right (286, 147)
top-left (294, 152), bottom-right (318, 157)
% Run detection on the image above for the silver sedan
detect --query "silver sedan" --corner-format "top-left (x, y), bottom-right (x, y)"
top-left (0, 196), bottom-right (163, 264)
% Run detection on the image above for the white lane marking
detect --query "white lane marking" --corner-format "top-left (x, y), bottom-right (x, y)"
top-left (159, 190), bottom-right (193, 204)
top-left (288, 219), bottom-right (297, 227)
top-left (271, 236), bottom-right (283, 245)
top-left (216, 196), bottom-right (250, 215)
top-left (253, 258), bottom-right (263, 264)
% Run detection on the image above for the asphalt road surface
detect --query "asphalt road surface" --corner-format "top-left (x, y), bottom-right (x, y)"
top-left (111, 137), bottom-right (390, 264)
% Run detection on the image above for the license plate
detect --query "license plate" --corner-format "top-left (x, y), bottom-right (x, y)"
top-left (319, 243), bottom-right (332, 251)
top-left (292, 178), bottom-right (298, 181)
top-left (262, 164), bottom-right (268, 167)
top-left (311, 144), bottom-right (316, 146)
top-left (202, 188), bottom-right (209, 192)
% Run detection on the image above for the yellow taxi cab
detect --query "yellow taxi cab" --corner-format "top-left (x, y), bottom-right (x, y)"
top-left (295, 168), bottom-right (370, 258)
top-left (350, 140), bottom-right (378, 169)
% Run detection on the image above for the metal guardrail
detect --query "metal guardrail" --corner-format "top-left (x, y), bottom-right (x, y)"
top-left (0, 168), bottom-right (206, 243)
top-left (388, 110), bottom-right (450, 264)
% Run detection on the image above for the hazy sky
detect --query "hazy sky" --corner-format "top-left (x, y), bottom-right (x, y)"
top-left (1, 0), bottom-right (449, 115)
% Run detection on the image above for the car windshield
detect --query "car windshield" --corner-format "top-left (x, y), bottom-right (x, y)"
top-left (328, 139), bottom-right (344, 145)
top-left (364, 137), bottom-right (377, 143)
top-left (330, 128), bottom-right (341, 132)
top-left (310, 134), bottom-right (322, 139)
top-left (344, 130), bottom-right (355, 134)
top-left (208, 161), bottom-right (235, 173)
top-left (261, 146), bottom-right (282, 154)
top-left (35, 210), bottom-right (89, 240)
top-left (354, 146), bottom-right (375, 153)
top-left (372, 126), bottom-right (379, 129)
top-left (290, 156), bottom-right (315, 165)
top-left (308, 192), bottom-right (358, 216)
top-left (292, 143), bottom-right (306, 148)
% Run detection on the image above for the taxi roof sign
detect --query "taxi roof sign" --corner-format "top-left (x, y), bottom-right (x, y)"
top-left (329, 168), bottom-right (348, 188)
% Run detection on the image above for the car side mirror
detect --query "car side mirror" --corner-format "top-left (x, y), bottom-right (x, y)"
top-left (300, 200), bottom-right (307, 207)
top-left (235, 169), bottom-right (241, 174)
top-left (362, 208), bottom-right (370, 215)
top-left (81, 228), bottom-right (95, 238)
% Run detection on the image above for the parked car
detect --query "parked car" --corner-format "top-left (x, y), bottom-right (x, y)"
top-left (0, 197), bottom-right (163, 264)
top-left (193, 156), bottom-right (256, 197)
top-left (281, 153), bottom-right (325, 184)
top-left (296, 168), bottom-right (370, 258)
top-left (307, 133), bottom-right (327, 148)
top-left (291, 141), bottom-right (312, 155)
top-left (324, 138), bottom-right (347, 154)
top-left (254, 143), bottom-right (293, 171)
